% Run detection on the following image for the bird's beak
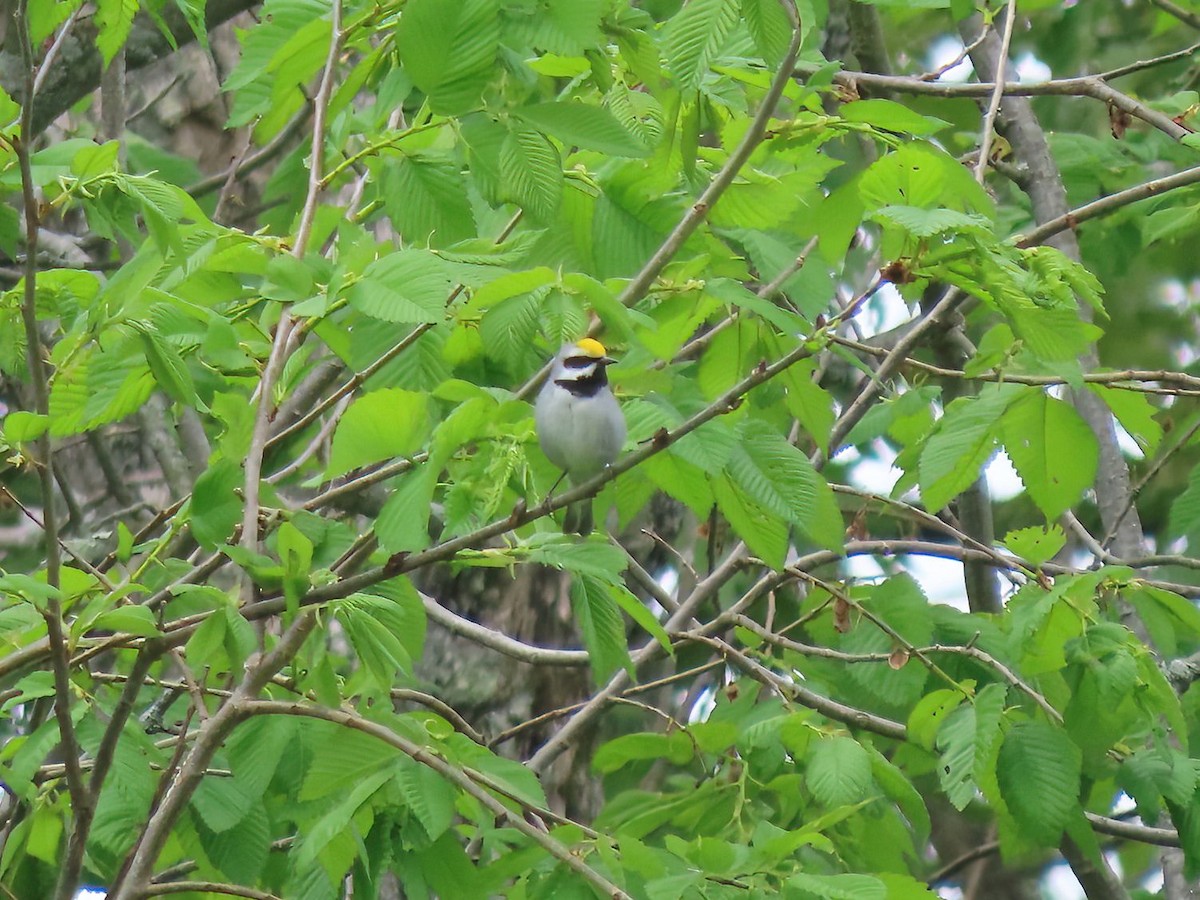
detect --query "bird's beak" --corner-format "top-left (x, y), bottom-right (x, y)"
top-left (600, 356), bottom-right (618, 367)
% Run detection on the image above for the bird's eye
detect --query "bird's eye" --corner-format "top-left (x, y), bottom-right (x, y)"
top-left (563, 356), bottom-right (595, 369)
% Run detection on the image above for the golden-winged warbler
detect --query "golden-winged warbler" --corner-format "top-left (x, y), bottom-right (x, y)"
top-left (535, 338), bottom-right (626, 535)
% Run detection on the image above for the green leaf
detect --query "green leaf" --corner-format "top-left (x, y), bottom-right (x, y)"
top-left (337, 595), bottom-right (416, 689)
top-left (277, 520), bottom-right (313, 615)
top-left (609, 581), bottom-right (672, 654)
top-left (381, 153), bottom-right (476, 247)
top-left (326, 389), bottom-right (429, 478)
top-left (571, 573), bottom-right (633, 685)
top-left (594, 731), bottom-right (694, 773)
top-left (95, 0), bottom-right (140, 67)
top-left (295, 767), bottom-right (392, 867)
top-left (1001, 525), bottom-right (1066, 566)
top-left (349, 250), bottom-right (453, 323)
top-left (936, 683), bottom-right (1006, 810)
top-left (92, 605), bottom-right (161, 637)
top-left (500, 125), bottom-right (563, 223)
top-left (463, 266), bottom-right (558, 314)
top-left (786, 873), bottom-right (886, 900)
top-left (996, 721), bottom-right (1081, 846)
top-left (841, 99), bottom-right (949, 136)
top-left (741, 0), bottom-right (795, 65)
top-left (907, 689), bottom-right (964, 752)
top-left (395, 0), bottom-right (499, 115)
top-left (726, 420), bottom-right (843, 551)
top-left (713, 471), bottom-right (788, 568)
top-left (869, 205), bottom-right (992, 238)
top-left (129, 319), bottom-right (202, 409)
top-left (1127, 586), bottom-right (1200, 657)
top-left (865, 743), bottom-right (931, 848)
top-left (918, 383), bottom-right (1022, 512)
top-left (3, 411), bottom-right (48, 442)
top-left (395, 755), bottom-right (456, 841)
top-left (806, 735), bottom-right (872, 807)
top-left (191, 458), bottom-right (244, 550)
top-left (514, 102), bottom-right (649, 158)
top-left (1001, 392), bottom-right (1098, 520)
top-left (528, 538), bottom-right (628, 582)
top-left (1088, 384), bottom-right (1162, 456)
top-left (664, 0), bottom-right (741, 93)
top-left (375, 467), bottom-right (437, 554)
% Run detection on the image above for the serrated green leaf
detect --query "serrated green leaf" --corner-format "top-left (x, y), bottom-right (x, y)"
top-left (395, 755), bottom-right (455, 841)
top-left (1001, 392), bottom-right (1098, 520)
top-left (191, 458), bottom-right (244, 550)
top-left (500, 125), bottom-right (563, 223)
top-left (375, 466), bottom-right (436, 554)
top-left (996, 720), bottom-right (1081, 846)
top-left (515, 102), bottom-right (649, 158)
top-left (918, 383), bottom-right (1022, 512)
top-left (842, 99), bottom-right (949, 136)
top-left (726, 420), bottom-right (843, 551)
top-left (395, 0), bottom-right (499, 115)
top-left (571, 573), bottom-right (632, 685)
top-left (382, 152), bottom-right (476, 248)
top-left (664, 0), bottom-right (741, 93)
top-left (349, 250), bottom-right (453, 323)
top-left (594, 731), bottom-right (694, 773)
top-left (1001, 525), bottom-right (1066, 566)
top-left (741, 0), bottom-right (794, 65)
top-left (92, 605), bottom-right (161, 637)
top-left (787, 872), bottom-right (886, 899)
top-left (1088, 384), bottom-right (1161, 456)
top-left (713, 470), bottom-right (788, 568)
top-left (807, 735), bottom-right (871, 807)
top-left (326, 389), bottom-right (429, 478)
top-left (96, 0), bottom-right (140, 66)
top-left (869, 205), bottom-right (992, 238)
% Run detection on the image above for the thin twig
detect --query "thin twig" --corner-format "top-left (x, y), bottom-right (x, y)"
top-left (1148, 0), bottom-right (1200, 29)
top-left (30, 5), bottom-right (83, 100)
top-left (1014, 163), bottom-right (1200, 249)
top-left (239, 0), bottom-right (344, 564)
top-left (14, 4), bottom-right (90, 897)
top-left (975, 2), bottom-right (1017, 184)
top-left (141, 883), bottom-right (281, 900)
top-left (808, 66), bottom-right (1192, 141)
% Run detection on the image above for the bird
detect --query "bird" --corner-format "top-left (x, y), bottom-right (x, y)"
top-left (535, 338), bottom-right (626, 535)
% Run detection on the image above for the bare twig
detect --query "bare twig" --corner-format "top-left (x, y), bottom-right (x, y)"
top-left (974, 2), bottom-right (1017, 184)
top-left (1014, 163), bottom-right (1200, 249)
top-left (14, 4), bottom-right (90, 897)
top-left (805, 66), bottom-right (1193, 141)
top-left (30, 4), bottom-right (83, 100)
top-left (240, 0), bottom-right (344, 563)
top-left (141, 883), bottom-right (282, 900)
top-left (1148, 0), bottom-right (1200, 29)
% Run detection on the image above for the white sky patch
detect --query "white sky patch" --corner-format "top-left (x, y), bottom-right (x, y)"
top-left (1043, 860), bottom-right (1085, 899)
top-left (855, 281), bottom-right (912, 340)
top-left (846, 441), bottom-right (904, 495)
top-left (1114, 419), bottom-right (1145, 460)
top-left (906, 554), bottom-right (971, 609)
top-left (75, 891), bottom-right (107, 900)
top-left (927, 34), bottom-right (974, 82)
top-left (985, 449), bottom-right (1024, 501)
top-left (1014, 51), bottom-right (1052, 83)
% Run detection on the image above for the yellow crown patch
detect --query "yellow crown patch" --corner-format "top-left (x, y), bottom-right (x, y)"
top-left (575, 338), bottom-right (608, 358)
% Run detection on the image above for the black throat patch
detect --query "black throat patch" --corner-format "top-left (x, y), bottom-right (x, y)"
top-left (556, 365), bottom-right (608, 397)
